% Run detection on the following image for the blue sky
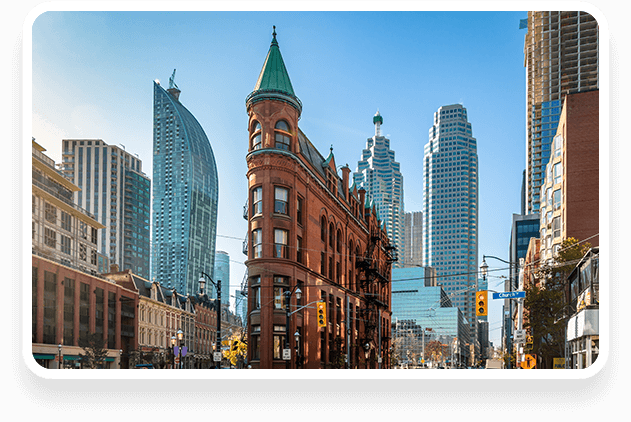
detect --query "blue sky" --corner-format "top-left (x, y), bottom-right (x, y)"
top-left (31, 10), bottom-right (530, 346)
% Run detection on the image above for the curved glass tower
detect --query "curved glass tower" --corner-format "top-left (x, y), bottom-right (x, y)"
top-left (152, 77), bottom-right (218, 296)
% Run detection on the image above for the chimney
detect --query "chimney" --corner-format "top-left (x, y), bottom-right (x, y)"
top-left (110, 264), bottom-right (119, 273)
top-left (358, 188), bottom-right (366, 219)
top-left (341, 165), bottom-right (350, 201)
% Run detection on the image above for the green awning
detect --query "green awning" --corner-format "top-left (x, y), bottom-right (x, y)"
top-left (33, 354), bottom-right (55, 360)
top-left (104, 357), bottom-right (114, 362)
top-left (63, 355), bottom-right (81, 361)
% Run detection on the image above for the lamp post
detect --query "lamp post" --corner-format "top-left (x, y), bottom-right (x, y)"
top-left (480, 254), bottom-right (519, 369)
top-left (199, 271), bottom-right (221, 369)
top-left (58, 344), bottom-right (62, 369)
top-left (284, 286), bottom-right (302, 368)
top-left (177, 329), bottom-right (184, 369)
top-left (119, 349), bottom-right (122, 369)
top-left (294, 331), bottom-right (301, 368)
top-left (171, 335), bottom-right (176, 369)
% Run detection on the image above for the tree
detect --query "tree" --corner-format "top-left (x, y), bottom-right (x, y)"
top-left (78, 332), bottom-right (108, 369)
top-left (523, 237), bottom-right (591, 368)
top-left (222, 334), bottom-right (247, 368)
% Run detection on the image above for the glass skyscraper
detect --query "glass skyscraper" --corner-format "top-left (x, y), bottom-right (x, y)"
top-left (422, 104), bottom-right (479, 347)
top-left (353, 111), bottom-right (405, 266)
top-left (152, 76), bottom-right (218, 296)
top-left (391, 267), bottom-right (470, 367)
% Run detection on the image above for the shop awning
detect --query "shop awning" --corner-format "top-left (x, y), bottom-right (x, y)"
top-left (33, 354), bottom-right (55, 360)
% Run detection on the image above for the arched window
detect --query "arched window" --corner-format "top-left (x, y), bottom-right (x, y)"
top-left (275, 120), bottom-right (291, 150)
top-left (329, 223), bottom-right (334, 248)
top-left (252, 121), bottom-right (262, 150)
top-left (321, 216), bottom-right (327, 242)
top-left (337, 229), bottom-right (342, 253)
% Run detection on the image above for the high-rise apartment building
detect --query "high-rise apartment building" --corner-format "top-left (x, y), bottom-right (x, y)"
top-left (523, 11), bottom-right (598, 214)
top-left (353, 111), bottom-right (405, 266)
top-left (422, 104), bottom-right (479, 350)
top-left (152, 73), bottom-right (219, 295)
top-left (61, 139), bottom-right (150, 278)
top-left (33, 139), bottom-right (109, 275)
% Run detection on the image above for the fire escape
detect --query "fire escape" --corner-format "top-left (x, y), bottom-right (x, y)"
top-left (355, 224), bottom-right (396, 363)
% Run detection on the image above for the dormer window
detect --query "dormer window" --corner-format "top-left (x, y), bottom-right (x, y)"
top-left (275, 120), bottom-right (291, 150)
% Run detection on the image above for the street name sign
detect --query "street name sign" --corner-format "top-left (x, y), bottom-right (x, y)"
top-left (492, 291), bottom-right (525, 300)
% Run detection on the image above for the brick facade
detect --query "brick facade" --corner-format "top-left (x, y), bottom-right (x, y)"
top-left (561, 90), bottom-right (599, 248)
top-left (244, 31), bottom-right (394, 369)
top-left (32, 255), bottom-right (139, 368)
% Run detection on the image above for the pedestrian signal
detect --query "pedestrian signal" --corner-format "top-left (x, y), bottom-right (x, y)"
top-left (476, 290), bottom-right (488, 316)
top-left (316, 301), bottom-right (327, 328)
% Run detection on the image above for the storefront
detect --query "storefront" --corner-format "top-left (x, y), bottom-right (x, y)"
top-left (566, 308), bottom-right (599, 369)
top-left (32, 346), bottom-right (122, 369)
top-left (565, 248), bottom-right (599, 369)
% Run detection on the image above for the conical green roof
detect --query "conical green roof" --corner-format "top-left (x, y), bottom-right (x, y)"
top-left (254, 28), bottom-right (295, 95)
top-left (246, 27), bottom-right (302, 113)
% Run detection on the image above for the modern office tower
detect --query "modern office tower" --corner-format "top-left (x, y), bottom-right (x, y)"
top-left (422, 104), bottom-right (479, 352)
top-left (152, 72), bottom-right (219, 296)
top-left (60, 139), bottom-right (150, 279)
top-left (32, 139), bottom-right (109, 275)
top-left (391, 267), bottom-right (470, 368)
top-left (213, 250), bottom-right (230, 306)
top-left (403, 211), bottom-right (423, 267)
top-left (523, 11), bottom-right (598, 214)
top-left (353, 111), bottom-right (405, 267)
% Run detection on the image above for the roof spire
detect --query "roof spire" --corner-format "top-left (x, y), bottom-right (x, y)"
top-left (373, 110), bottom-right (383, 137)
top-left (246, 26), bottom-right (302, 114)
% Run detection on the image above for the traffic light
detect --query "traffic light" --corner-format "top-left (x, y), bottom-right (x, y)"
top-left (476, 290), bottom-right (488, 316)
top-left (316, 301), bottom-right (327, 328)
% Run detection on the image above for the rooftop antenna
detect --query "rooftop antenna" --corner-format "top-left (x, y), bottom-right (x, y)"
top-left (169, 69), bottom-right (178, 90)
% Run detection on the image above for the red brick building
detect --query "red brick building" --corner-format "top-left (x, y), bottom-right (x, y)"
top-left (32, 256), bottom-right (139, 368)
top-left (538, 89), bottom-right (599, 264)
top-left (244, 28), bottom-right (394, 369)
top-left (558, 90), bottom-right (599, 248)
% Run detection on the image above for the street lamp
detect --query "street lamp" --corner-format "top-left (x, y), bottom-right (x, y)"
top-left (177, 329), bottom-right (184, 369)
top-left (294, 331), bottom-right (301, 368)
top-left (119, 349), bottom-right (122, 369)
top-left (480, 254), bottom-right (518, 369)
top-left (58, 344), bottom-right (62, 369)
top-left (171, 335), bottom-right (176, 369)
top-left (199, 271), bottom-right (221, 369)
top-left (284, 286), bottom-right (302, 368)
top-left (480, 258), bottom-right (489, 280)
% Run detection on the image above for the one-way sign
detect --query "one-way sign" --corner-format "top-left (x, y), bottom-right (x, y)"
top-left (492, 291), bottom-right (526, 300)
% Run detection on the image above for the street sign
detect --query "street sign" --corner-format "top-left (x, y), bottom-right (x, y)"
top-left (282, 348), bottom-right (291, 360)
top-left (213, 352), bottom-right (222, 362)
top-left (492, 291), bottom-right (525, 300)
top-left (514, 329), bottom-right (526, 343)
top-left (553, 358), bottom-right (565, 369)
top-left (522, 354), bottom-right (536, 369)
